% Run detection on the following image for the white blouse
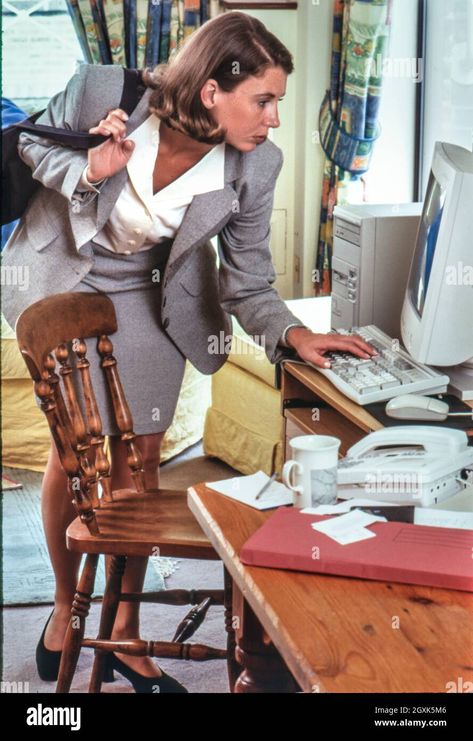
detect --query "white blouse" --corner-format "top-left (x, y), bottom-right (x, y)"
top-left (80, 113), bottom-right (226, 255)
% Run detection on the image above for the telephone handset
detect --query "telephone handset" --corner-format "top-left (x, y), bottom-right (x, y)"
top-left (337, 426), bottom-right (473, 506)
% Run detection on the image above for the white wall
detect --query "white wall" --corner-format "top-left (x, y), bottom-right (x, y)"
top-left (245, 2), bottom-right (333, 299)
top-left (242, 8), bottom-right (298, 299)
top-left (293, 0), bottom-right (333, 297)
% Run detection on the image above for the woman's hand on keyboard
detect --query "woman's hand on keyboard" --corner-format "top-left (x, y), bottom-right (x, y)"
top-left (285, 328), bottom-right (378, 368)
top-left (86, 108), bottom-right (135, 183)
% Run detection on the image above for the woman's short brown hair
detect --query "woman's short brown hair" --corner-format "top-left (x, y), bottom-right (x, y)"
top-left (143, 11), bottom-right (294, 144)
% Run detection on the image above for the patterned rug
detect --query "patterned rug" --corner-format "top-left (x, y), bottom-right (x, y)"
top-left (2, 485), bottom-right (177, 606)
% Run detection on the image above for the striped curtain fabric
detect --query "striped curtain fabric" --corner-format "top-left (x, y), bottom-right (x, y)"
top-left (315, 0), bottom-right (392, 296)
top-left (65, 0), bottom-right (225, 68)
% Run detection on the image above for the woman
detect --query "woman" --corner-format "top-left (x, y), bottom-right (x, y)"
top-left (2, 12), bottom-right (376, 692)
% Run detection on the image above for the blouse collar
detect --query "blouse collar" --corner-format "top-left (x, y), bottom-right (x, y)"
top-left (126, 114), bottom-right (225, 206)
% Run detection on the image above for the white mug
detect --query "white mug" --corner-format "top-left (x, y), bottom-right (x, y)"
top-left (282, 435), bottom-right (341, 509)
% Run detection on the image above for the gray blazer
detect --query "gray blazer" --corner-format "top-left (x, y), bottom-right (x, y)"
top-left (1, 64), bottom-right (302, 374)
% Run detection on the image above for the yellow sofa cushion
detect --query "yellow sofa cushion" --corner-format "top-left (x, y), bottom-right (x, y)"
top-left (228, 317), bottom-right (277, 387)
top-left (203, 361), bottom-right (283, 476)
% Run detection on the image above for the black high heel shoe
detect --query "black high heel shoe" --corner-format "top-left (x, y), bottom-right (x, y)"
top-left (36, 610), bottom-right (62, 682)
top-left (103, 653), bottom-right (188, 693)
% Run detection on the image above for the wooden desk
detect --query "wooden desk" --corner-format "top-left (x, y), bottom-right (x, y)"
top-left (188, 483), bottom-right (473, 693)
top-left (281, 361), bottom-right (473, 460)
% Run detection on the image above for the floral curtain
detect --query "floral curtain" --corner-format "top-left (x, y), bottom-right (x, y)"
top-left (66, 0), bottom-right (225, 67)
top-left (315, 0), bottom-right (392, 296)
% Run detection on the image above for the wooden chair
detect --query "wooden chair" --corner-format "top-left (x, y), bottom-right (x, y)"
top-left (15, 292), bottom-right (239, 693)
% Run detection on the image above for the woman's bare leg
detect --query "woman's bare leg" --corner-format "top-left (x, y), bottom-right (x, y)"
top-left (41, 441), bottom-right (82, 650)
top-left (42, 431), bottom-right (165, 676)
top-left (107, 432), bottom-right (165, 677)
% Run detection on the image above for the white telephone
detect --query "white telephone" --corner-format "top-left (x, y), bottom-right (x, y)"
top-left (337, 426), bottom-right (473, 506)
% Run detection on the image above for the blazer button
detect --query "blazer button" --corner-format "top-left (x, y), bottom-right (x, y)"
top-left (162, 317), bottom-right (170, 329)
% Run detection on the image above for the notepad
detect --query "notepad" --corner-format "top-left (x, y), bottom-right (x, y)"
top-left (205, 471), bottom-right (293, 510)
top-left (240, 507), bottom-right (473, 591)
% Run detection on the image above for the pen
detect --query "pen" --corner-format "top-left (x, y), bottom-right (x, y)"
top-left (255, 472), bottom-right (277, 500)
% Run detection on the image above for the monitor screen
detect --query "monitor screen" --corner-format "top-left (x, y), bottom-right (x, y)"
top-left (408, 171), bottom-right (447, 316)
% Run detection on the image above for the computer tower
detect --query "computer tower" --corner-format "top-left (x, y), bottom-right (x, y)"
top-left (331, 203), bottom-right (423, 340)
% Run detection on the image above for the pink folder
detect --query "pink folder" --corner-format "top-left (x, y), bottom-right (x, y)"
top-left (240, 508), bottom-right (473, 592)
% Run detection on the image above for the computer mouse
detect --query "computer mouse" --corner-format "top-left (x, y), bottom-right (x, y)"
top-left (385, 394), bottom-right (449, 421)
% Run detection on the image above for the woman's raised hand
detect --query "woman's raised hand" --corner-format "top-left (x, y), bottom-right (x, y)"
top-left (86, 108), bottom-right (135, 183)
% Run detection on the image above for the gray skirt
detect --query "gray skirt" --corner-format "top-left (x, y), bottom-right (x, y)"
top-left (67, 239), bottom-right (186, 436)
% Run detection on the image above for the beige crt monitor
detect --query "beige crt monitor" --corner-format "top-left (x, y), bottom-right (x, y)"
top-left (331, 203), bottom-right (422, 339)
top-left (401, 142), bottom-right (473, 400)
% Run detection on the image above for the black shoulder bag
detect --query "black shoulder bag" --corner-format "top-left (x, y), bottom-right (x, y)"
top-left (1, 69), bottom-right (145, 226)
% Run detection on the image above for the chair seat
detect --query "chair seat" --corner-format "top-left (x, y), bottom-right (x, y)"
top-left (66, 487), bottom-right (219, 560)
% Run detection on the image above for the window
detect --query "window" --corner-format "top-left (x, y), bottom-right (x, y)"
top-left (362, 0), bottom-right (473, 204)
top-left (362, 0), bottom-right (419, 204)
top-left (420, 0), bottom-right (473, 195)
top-left (2, 0), bottom-right (83, 114)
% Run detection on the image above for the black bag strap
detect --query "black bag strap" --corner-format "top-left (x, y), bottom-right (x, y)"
top-left (11, 68), bottom-right (145, 150)
top-left (119, 68), bottom-right (146, 116)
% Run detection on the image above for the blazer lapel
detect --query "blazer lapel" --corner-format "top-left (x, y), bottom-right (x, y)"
top-left (96, 88), bottom-right (154, 229)
top-left (165, 185), bottom-right (235, 271)
top-left (166, 145), bottom-right (243, 270)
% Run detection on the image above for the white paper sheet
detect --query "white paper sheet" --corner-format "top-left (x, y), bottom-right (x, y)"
top-left (311, 509), bottom-right (387, 545)
top-left (414, 508), bottom-right (473, 530)
top-left (205, 471), bottom-right (293, 510)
